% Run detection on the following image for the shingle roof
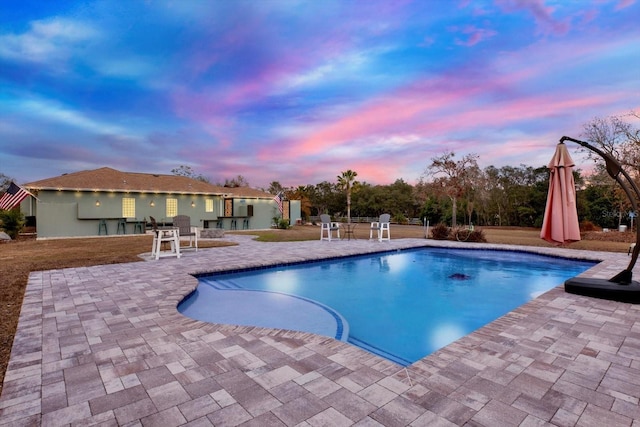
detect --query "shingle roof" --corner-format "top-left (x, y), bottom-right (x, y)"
top-left (24, 167), bottom-right (274, 199)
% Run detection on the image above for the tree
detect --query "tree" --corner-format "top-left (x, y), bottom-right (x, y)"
top-left (489, 165), bottom-right (548, 227)
top-left (223, 175), bottom-right (249, 188)
top-left (424, 152), bottom-right (479, 227)
top-left (581, 113), bottom-right (640, 181)
top-left (289, 185), bottom-right (313, 221)
top-left (171, 165), bottom-right (210, 183)
top-left (0, 173), bottom-right (14, 192)
top-left (582, 183), bottom-right (621, 228)
top-left (337, 170), bottom-right (359, 223)
top-left (581, 113), bottom-right (639, 159)
top-left (267, 181), bottom-right (285, 195)
top-left (0, 209), bottom-right (25, 239)
top-left (580, 113), bottom-right (640, 224)
top-left (382, 179), bottom-right (417, 221)
top-left (308, 181), bottom-right (338, 217)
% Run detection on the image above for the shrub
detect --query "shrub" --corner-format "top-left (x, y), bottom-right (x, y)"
top-left (278, 218), bottom-right (290, 229)
top-left (580, 220), bottom-right (600, 232)
top-left (393, 213), bottom-right (407, 224)
top-left (467, 229), bottom-right (487, 243)
top-left (431, 223), bottom-right (486, 243)
top-left (431, 223), bottom-right (450, 240)
top-left (0, 209), bottom-right (25, 239)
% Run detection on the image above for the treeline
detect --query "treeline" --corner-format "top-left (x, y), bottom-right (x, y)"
top-left (168, 157), bottom-right (612, 228)
top-left (273, 164), bottom-right (630, 230)
top-left (269, 166), bottom-right (612, 228)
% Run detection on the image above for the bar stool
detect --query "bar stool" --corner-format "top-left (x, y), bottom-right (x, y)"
top-left (230, 219), bottom-right (237, 230)
top-left (242, 218), bottom-right (249, 229)
top-left (117, 218), bottom-right (127, 234)
top-left (98, 219), bottom-right (108, 235)
top-left (133, 220), bottom-right (144, 234)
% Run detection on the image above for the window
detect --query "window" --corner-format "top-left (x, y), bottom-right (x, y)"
top-left (166, 198), bottom-right (177, 217)
top-left (122, 197), bottom-right (136, 218)
top-left (205, 199), bottom-right (214, 213)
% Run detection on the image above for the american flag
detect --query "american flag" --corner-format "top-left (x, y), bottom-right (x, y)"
top-left (273, 192), bottom-right (283, 213)
top-left (0, 182), bottom-right (31, 211)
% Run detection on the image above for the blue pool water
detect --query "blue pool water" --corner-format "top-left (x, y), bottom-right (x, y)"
top-left (179, 248), bottom-right (595, 365)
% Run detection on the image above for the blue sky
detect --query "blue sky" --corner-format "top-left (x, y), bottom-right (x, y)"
top-left (1, 0), bottom-right (638, 188)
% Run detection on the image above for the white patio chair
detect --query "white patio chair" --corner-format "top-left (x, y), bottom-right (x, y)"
top-left (370, 214), bottom-right (391, 241)
top-left (320, 214), bottom-right (340, 241)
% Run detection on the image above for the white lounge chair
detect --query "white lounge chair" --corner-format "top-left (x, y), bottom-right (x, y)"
top-left (320, 214), bottom-right (340, 241)
top-left (370, 214), bottom-right (391, 241)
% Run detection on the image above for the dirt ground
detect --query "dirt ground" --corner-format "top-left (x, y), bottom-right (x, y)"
top-left (0, 225), bottom-right (635, 395)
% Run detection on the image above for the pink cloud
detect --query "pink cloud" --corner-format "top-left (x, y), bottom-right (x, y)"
top-left (287, 154), bottom-right (413, 186)
top-left (273, 85), bottom-right (471, 159)
top-left (579, 8), bottom-right (599, 24)
top-left (454, 26), bottom-right (498, 46)
top-left (615, 0), bottom-right (635, 10)
top-left (495, 0), bottom-right (570, 35)
top-left (250, 77), bottom-right (625, 186)
top-left (415, 91), bottom-right (623, 136)
top-left (166, 3), bottom-right (635, 187)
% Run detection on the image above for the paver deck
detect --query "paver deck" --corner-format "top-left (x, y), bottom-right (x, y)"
top-left (1, 235), bottom-right (639, 426)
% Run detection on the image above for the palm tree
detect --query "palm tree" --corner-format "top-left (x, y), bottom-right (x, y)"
top-left (337, 170), bottom-right (358, 223)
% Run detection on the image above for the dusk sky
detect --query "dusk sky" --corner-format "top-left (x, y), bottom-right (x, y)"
top-left (1, 0), bottom-right (639, 188)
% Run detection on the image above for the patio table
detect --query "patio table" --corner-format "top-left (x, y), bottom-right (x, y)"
top-left (152, 227), bottom-right (181, 260)
top-left (341, 223), bottom-right (357, 240)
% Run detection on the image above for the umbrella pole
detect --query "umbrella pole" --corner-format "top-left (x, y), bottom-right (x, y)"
top-left (560, 136), bottom-right (640, 284)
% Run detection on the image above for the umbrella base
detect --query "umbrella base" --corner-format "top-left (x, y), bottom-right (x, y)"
top-left (565, 277), bottom-right (640, 304)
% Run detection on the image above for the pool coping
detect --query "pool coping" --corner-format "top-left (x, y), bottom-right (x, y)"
top-left (1, 236), bottom-right (639, 425)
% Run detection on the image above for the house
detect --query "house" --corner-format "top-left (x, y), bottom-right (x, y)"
top-left (21, 167), bottom-right (300, 238)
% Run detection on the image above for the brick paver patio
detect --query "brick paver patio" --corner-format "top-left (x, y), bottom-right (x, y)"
top-left (1, 235), bottom-right (639, 426)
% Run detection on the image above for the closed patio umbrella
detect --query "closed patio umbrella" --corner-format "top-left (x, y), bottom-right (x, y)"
top-left (540, 142), bottom-right (581, 245)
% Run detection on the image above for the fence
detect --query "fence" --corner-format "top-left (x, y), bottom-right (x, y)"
top-left (308, 216), bottom-right (424, 225)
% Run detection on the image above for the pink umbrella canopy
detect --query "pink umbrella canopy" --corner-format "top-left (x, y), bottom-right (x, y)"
top-left (540, 142), bottom-right (581, 245)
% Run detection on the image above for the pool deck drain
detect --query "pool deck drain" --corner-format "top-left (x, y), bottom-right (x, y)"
top-left (1, 235), bottom-right (639, 426)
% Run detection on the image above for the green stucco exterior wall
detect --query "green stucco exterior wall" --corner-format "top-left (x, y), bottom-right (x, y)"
top-left (26, 190), bottom-right (301, 238)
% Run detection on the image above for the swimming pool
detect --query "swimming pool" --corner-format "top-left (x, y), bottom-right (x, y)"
top-left (179, 247), bottom-right (595, 365)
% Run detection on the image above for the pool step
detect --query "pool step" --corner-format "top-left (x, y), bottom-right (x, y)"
top-left (347, 337), bottom-right (412, 367)
top-left (204, 279), bottom-right (243, 290)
